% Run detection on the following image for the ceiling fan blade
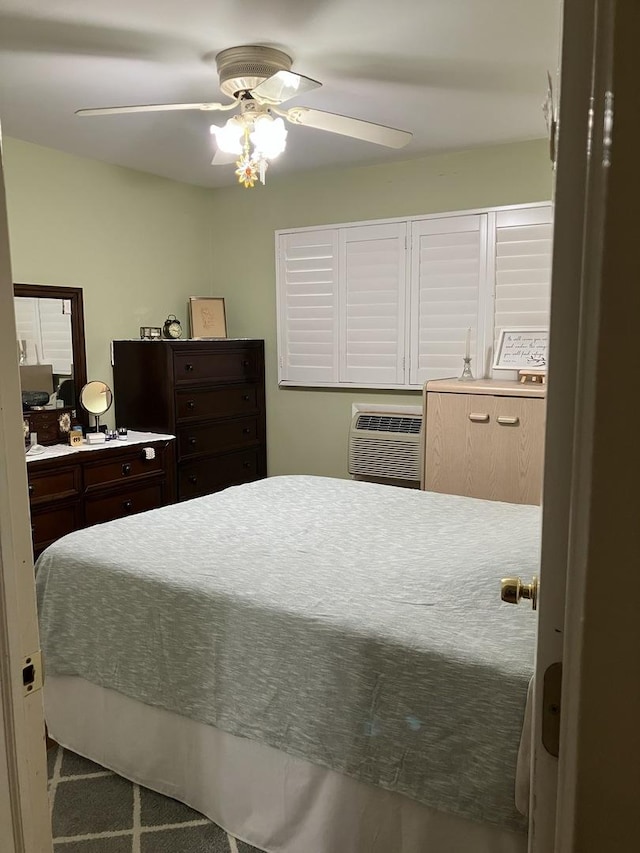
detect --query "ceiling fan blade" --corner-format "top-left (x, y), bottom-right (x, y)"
top-left (282, 107), bottom-right (412, 148)
top-left (251, 70), bottom-right (322, 105)
top-left (75, 102), bottom-right (237, 117)
top-left (211, 149), bottom-right (238, 166)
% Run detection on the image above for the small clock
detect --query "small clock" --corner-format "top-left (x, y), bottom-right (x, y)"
top-left (162, 315), bottom-right (182, 339)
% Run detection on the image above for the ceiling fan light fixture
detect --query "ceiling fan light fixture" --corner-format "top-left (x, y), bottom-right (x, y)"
top-left (210, 116), bottom-right (244, 155)
top-left (250, 115), bottom-right (288, 159)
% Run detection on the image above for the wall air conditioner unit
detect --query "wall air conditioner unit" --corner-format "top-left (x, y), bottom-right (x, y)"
top-left (348, 411), bottom-right (423, 487)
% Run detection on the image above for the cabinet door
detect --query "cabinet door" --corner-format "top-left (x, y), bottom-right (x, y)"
top-left (492, 396), bottom-right (546, 504)
top-left (425, 392), bottom-right (546, 504)
top-left (425, 392), bottom-right (496, 499)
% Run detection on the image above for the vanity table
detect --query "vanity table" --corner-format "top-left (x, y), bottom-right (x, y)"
top-left (26, 432), bottom-right (176, 557)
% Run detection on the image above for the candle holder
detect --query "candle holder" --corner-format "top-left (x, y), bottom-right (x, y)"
top-left (459, 356), bottom-right (474, 381)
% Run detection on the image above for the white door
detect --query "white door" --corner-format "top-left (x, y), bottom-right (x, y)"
top-left (528, 0), bottom-right (617, 850)
top-left (0, 130), bottom-right (53, 849)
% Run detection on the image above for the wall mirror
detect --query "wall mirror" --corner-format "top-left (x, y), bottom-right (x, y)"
top-left (14, 283), bottom-right (89, 438)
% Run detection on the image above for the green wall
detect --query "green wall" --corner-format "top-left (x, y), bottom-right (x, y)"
top-left (208, 139), bottom-right (553, 478)
top-left (3, 136), bottom-right (551, 473)
top-left (3, 137), bottom-right (212, 426)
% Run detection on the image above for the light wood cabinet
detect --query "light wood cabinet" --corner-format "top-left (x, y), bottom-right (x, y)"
top-left (422, 379), bottom-right (546, 505)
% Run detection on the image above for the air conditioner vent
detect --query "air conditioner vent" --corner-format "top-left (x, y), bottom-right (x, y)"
top-left (355, 414), bottom-right (422, 435)
top-left (349, 410), bottom-right (423, 484)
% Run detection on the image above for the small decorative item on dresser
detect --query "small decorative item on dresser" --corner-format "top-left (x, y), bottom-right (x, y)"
top-left (140, 326), bottom-right (162, 340)
top-left (69, 430), bottom-right (83, 447)
top-left (188, 297), bottom-right (227, 339)
top-left (518, 369), bottom-right (547, 385)
top-left (162, 315), bottom-right (183, 339)
top-left (458, 327), bottom-right (474, 381)
top-left (493, 328), bottom-right (549, 371)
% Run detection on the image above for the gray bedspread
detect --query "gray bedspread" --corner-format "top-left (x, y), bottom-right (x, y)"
top-left (36, 475), bottom-right (539, 831)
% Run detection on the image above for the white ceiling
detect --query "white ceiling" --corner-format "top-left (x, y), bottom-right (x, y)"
top-left (0, 0), bottom-right (561, 188)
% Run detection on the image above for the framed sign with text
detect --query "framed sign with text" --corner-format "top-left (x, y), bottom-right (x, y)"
top-left (493, 328), bottom-right (549, 371)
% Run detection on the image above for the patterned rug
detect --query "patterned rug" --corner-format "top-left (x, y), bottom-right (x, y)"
top-left (48, 746), bottom-right (264, 852)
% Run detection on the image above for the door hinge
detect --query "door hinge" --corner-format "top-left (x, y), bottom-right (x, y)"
top-left (22, 650), bottom-right (43, 697)
top-left (542, 661), bottom-right (562, 757)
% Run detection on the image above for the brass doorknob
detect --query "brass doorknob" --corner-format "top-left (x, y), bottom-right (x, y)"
top-left (501, 576), bottom-right (538, 610)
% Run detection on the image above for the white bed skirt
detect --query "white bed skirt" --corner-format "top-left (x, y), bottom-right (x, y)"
top-left (46, 676), bottom-right (527, 853)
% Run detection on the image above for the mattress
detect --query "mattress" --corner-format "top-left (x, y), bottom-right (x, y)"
top-left (36, 475), bottom-right (540, 832)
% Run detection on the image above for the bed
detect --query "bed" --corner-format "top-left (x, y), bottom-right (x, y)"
top-left (36, 475), bottom-right (539, 853)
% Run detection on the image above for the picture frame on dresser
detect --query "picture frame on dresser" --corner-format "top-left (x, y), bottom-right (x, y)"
top-left (188, 297), bottom-right (227, 339)
top-left (493, 327), bottom-right (549, 371)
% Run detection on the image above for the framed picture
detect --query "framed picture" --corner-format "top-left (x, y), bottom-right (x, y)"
top-left (188, 297), bottom-right (227, 339)
top-left (493, 327), bottom-right (549, 371)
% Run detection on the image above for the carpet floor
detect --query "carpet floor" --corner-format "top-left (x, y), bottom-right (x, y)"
top-left (48, 745), bottom-right (264, 852)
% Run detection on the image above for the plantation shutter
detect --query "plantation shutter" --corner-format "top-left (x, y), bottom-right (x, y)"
top-left (493, 205), bottom-right (553, 334)
top-left (409, 214), bottom-right (485, 386)
top-left (13, 297), bottom-right (39, 364)
top-left (13, 296), bottom-right (73, 374)
top-left (278, 229), bottom-right (338, 384)
top-left (339, 223), bottom-right (407, 385)
top-left (37, 298), bottom-right (73, 375)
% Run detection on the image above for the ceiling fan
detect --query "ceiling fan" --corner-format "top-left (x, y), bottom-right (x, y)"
top-left (76, 45), bottom-right (413, 188)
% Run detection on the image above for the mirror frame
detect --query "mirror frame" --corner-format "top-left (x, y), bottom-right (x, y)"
top-left (13, 283), bottom-right (89, 430)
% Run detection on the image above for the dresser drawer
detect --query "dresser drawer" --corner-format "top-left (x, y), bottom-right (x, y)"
top-left (28, 465), bottom-right (81, 505)
top-left (178, 449), bottom-right (260, 501)
top-left (176, 384), bottom-right (259, 422)
top-left (83, 446), bottom-right (166, 491)
top-left (85, 483), bottom-right (165, 527)
top-left (31, 504), bottom-right (81, 554)
top-left (173, 349), bottom-right (259, 385)
top-left (178, 417), bottom-right (258, 460)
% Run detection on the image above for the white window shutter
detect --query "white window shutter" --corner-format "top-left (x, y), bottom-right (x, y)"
top-left (37, 298), bottom-right (73, 375)
top-left (410, 214), bottom-right (485, 386)
top-left (338, 223), bottom-right (407, 385)
top-left (278, 229), bottom-right (338, 384)
top-left (13, 297), bottom-right (40, 365)
top-left (493, 205), bottom-right (553, 333)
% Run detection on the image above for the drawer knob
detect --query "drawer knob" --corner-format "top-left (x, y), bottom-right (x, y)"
top-left (28, 484), bottom-right (34, 495)
top-left (188, 474), bottom-right (198, 484)
top-left (188, 437), bottom-right (197, 446)
top-left (187, 400), bottom-right (195, 410)
top-left (469, 412), bottom-right (490, 422)
top-left (123, 499), bottom-right (133, 511)
top-left (242, 394), bottom-right (250, 402)
top-left (242, 427), bottom-right (251, 435)
top-left (185, 363), bottom-right (194, 372)
top-left (497, 416), bottom-right (520, 426)
top-left (122, 463), bottom-right (132, 476)
top-left (242, 360), bottom-right (250, 367)
top-left (243, 461), bottom-right (251, 469)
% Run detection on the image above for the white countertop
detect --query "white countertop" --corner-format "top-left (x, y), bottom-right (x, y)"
top-left (25, 431), bottom-right (175, 463)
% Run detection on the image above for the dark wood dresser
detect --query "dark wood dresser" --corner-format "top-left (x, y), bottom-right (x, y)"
top-left (112, 339), bottom-right (267, 501)
top-left (27, 433), bottom-right (175, 557)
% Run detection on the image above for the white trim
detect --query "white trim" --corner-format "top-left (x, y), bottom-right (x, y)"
top-left (280, 380), bottom-right (424, 391)
top-left (274, 201), bottom-right (552, 239)
top-left (351, 402), bottom-right (423, 418)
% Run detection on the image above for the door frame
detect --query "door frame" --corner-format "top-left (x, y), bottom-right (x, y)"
top-left (0, 128), bottom-right (53, 850)
top-left (533, 0), bottom-right (640, 850)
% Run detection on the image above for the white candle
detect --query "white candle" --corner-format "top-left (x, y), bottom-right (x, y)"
top-left (465, 327), bottom-right (471, 360)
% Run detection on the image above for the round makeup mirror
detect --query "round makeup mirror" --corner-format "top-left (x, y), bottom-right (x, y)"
top-left (80, 380), bottom-right (113, 431)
